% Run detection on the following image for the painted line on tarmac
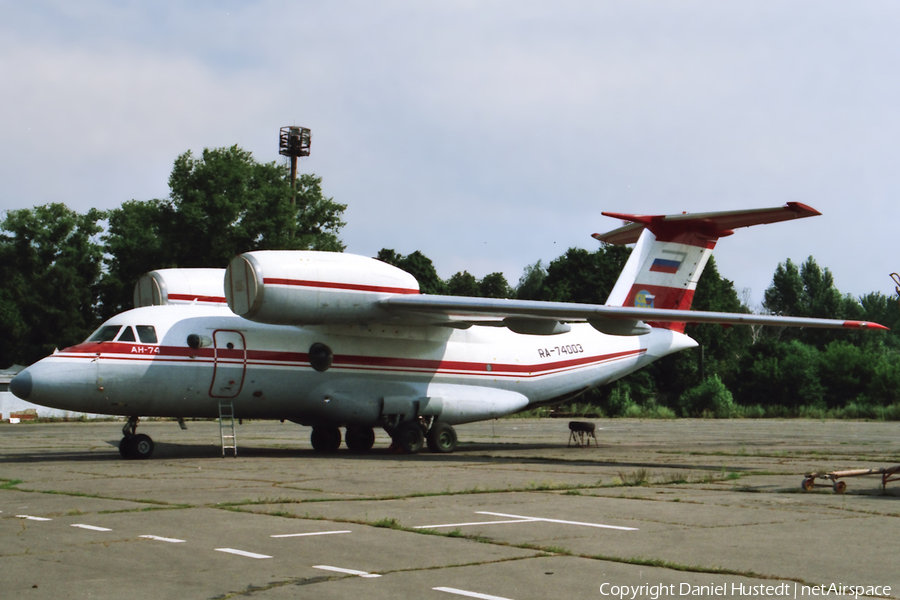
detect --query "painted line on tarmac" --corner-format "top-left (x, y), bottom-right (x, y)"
top-left (215, 548), bottom-right (272, 559)
top-left (414, 518), bottom-right (538, 529)
top-left (271, 530), bottom-right (352, 538)
top-left (139, 535), bottom-right (186, 543)
top-left (313, 565), bottom-right (381, 578)
top-left (477, 511), bottom-right (638, 531)
top-left (72, 524), bottom-right (112, 531)
top-left (433, 586), bottom-right (514, 600)
top-left (16, 515), bottom-right (51, 521)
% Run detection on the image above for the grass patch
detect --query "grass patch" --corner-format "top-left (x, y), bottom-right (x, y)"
top-left (372, 517), bottom-right (401, 529)
top-left (617, 468), bottom-right (652, 487)
top-left (586, 553), bottom-right (795, 581)
top-left (661, 473), bottom-right (690, 485)
top-left (0, 479), bottom-right (23, 490)
top-left (214, 496), bottom-right (302, 508)
top-left (98, 504), bottom-right (192, 514)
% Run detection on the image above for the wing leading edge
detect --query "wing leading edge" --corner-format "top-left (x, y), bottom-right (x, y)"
top-left (378, 294), bottom-right (888, 336)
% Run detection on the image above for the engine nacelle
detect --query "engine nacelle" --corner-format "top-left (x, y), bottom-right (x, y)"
top-left (134, 268), bottom-right (227, 307)
top-left (225, 251), bottom-right (420, 325)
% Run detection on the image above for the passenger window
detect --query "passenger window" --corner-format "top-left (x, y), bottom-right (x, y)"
top-left (117, 327), bottom-right (136, 342)
top-left (88, 325), bottom-right (122, 342)
top-left (137, 326), bottom-right (158, 344)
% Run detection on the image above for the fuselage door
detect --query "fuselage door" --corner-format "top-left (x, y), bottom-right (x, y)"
top-left (210, 330), bottom-right (247, 398)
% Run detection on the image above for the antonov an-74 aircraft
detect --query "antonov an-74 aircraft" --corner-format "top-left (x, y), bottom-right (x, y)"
top-left (9, 204), bottom-right (886, 458)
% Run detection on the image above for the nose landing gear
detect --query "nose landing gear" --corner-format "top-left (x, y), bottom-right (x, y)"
top-left (119, 417), bottom-right (155, 459)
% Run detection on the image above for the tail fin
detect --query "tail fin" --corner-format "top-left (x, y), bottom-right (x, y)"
top-left (593, 203), bottom-right (821, 331)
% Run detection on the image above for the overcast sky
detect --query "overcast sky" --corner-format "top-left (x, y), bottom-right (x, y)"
top-left (2, 1), bottom-right (899, 306)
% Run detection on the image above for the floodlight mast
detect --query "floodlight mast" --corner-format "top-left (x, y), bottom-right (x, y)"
top-left (279, 126), bottom-right (312, 239)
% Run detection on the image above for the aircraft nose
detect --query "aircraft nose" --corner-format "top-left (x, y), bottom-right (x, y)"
top-left (9, 370), bottom-right (32, 400)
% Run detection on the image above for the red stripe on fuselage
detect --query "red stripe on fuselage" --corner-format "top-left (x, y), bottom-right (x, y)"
top-left (167, 293), bottom-right (227, 303)
top-left (56, 343), bottom-right (645, 379)
top-left (263, 278), bottom-right (419, 295)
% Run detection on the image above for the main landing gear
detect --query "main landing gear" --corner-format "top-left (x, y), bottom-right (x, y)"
top-left (119, 416), bottom-right (154, 460)
top-left (308, 421), bottom-right (458, 454)
top-left (310, 425), bottom-right (342, 453)
top-left (309, 425), bottom-right (377, 453)
top-left (345, 426), bottom-right (376, 453)
top-left (392, 420), bottom-right (458, 454)
top-left (425, 422), bottom-right (457, 454)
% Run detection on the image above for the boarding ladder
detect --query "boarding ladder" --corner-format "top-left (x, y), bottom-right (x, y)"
top-left (218, 401), bottom-right (237, 457)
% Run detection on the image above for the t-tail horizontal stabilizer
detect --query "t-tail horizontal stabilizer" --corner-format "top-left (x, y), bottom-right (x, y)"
top-left (595, 203), bottom-right (822, 331)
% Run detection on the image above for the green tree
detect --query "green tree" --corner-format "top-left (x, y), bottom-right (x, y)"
top-left (679, 375), bottom-right (736, 418)
top-left (539, 245), bottom-right (631, 304)
top-left (733, 339), bottom-right (824, 409)
top-left (101, 146), bottom-right (346, 315)
top-left (850, 292), bottom-right (900, 350)
top-left (818, 341), bottom-right (871, 408)
top-left (447, 270), bottom-right (512, 298)
top-left (0, 204), bottom-right (105, 365)
top-left (762, 256), bottom-right (851, 347)
top-left (98, 199), bottom-right (170, 317)
top-left (763, 258), bottom-right (805, 318)
top-left (164, 146), bottom-right (345, 263)
top-left (447, 271), bottom-right (480, 296)
top-left (516, 260), bottom-right (547, 300)
top-left (866, 347), bottom-right (900, 406)
top-left (376, 249), bottom-right (446, 295)
top-left (479, 272), bottom-right (513, 299)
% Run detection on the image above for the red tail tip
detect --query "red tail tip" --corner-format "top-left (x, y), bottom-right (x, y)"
top-left (842, 321), bottom-right (890, 330)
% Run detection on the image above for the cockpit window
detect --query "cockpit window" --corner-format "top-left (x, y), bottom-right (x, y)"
top-left (88, 325), bottom-right (122, 342)
top-left (117, 327), bottom-right (136, 342)
top-left (136, 326), bottom-right (158, 344)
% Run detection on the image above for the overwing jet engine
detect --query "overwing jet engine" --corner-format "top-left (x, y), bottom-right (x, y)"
top-left (225, 251), bottom-right (420, 325)
top-left (9, 204), bottom-right (887, 459)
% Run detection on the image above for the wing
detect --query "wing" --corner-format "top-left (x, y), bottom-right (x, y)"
top-left (378, 295), bottom-right (887, 336)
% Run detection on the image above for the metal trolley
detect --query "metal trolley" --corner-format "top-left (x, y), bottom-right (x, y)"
top-left (802, 466), bottom-right (900, 493)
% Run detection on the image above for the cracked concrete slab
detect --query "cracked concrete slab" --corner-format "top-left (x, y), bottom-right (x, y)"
top-left (1, 418), bottom-right (898, 599)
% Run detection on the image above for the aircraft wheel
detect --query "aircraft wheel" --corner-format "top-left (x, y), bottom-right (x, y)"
top-left (394, 422), bottom-right (425, 454)
top-left (119, 436), bottom-right (133, 458)
top-left (833, 480), bottom-right (847, 494)
top-left (311, 426), bottom-right (342, 453)
top-left (345, 426), bottom-right (376, 453)
top-left (129, 434), bottom-right (155, 459)
top-left (426, 422), bottom-right (457, 453)
top-left (801, 477), bottom-right (815, 492)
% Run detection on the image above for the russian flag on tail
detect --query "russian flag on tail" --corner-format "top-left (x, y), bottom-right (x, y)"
top-left (649, 258), bottom-right (681, 274)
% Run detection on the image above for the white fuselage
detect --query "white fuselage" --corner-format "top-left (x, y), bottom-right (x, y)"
top-left (18, 304), bottom-right (697, 426)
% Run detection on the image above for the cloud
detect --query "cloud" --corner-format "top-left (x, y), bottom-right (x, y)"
top-left (2, 1), bottom-right (900, 302)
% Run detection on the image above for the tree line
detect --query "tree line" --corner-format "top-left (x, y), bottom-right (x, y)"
top-left (0, 146), bottom-right (346, 365)
top-left (2, 145), bottom-right (899, 417)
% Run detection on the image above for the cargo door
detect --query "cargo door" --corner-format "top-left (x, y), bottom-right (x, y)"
top-left (209, 330), bottom-right (246, 398)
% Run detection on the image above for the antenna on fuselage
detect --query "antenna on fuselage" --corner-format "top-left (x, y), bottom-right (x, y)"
top-left (279, 126), bottom-right (312, 240)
